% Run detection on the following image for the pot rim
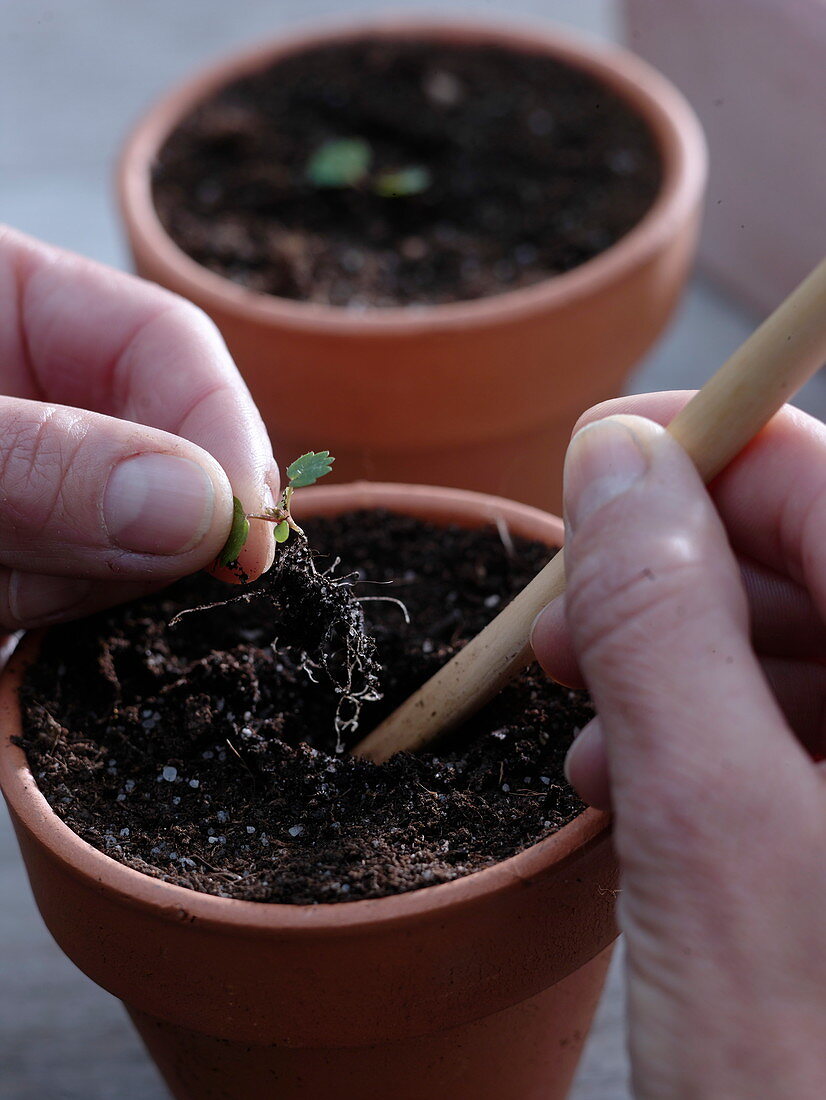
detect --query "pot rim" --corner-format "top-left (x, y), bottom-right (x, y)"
top-left (0, 482), bottom-right (610, 937)
top-left (117, 12), bottom-right (707, 337)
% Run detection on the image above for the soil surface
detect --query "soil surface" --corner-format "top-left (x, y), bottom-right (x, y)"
top-left (152, 38), bottom-right (662, 307)
top-left (20, 511), bottom-right (592, 904)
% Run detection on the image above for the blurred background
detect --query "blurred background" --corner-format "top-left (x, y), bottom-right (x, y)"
top-left (2, 1), bottom-right (824, 1097)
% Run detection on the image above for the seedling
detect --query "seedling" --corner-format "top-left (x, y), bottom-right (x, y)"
top-left (306, 139), bottom-right (372, 189)
top-left (305, 138), bottom-right (432, 198)
top-left (372, 165), bottom-right (432, 198)
top-left (218, 451), bottom-right (335, 567)
top-left (205, 447), bottom-right (379, 746)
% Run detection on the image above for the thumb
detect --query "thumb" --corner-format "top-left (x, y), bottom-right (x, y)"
top-left (0, 397), bottom-right (233, 585)
top-left (536, 415), bottom-right (814, 857)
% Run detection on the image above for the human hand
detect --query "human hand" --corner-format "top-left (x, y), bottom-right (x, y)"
top-left (531, 394), bottom-right (826, 1099)
top-left (0, 227), bottom-right (279, 634)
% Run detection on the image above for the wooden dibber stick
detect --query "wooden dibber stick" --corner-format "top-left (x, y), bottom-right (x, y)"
top-left (353, 257), bottom-right (826, 764)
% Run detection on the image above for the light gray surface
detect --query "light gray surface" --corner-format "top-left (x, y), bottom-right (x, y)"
top-left (2, 2), bottom-right (825, 1098)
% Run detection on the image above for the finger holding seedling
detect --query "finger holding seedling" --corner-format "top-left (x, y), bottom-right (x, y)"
top-left (0, 226), bottom-right (279, 628)
top-left (216, 451), bottom-right (335, 571)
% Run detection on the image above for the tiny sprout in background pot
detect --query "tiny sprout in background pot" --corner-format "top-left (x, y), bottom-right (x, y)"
top-left (305, 139), bottom-right (371, 189)
top-left (305, 138), bottom-right (432, 198)
top-left (373, 166), bottom-right (432, 198)
top-left (218, 451), bottom-right (335, 567)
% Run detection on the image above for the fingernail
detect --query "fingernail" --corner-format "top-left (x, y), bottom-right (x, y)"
top-left (265, 460), bottom-right (281, 507)
top-left (104, 454), bottom-right (215, 555)
top-left (262, 479), bottom-right (277, 515)
top-left (10, 574), bottom-right (93, 626)
top-left (260, 479), bottom-right (278, 572)
top-left (565, 419), bottom-right (649, 531)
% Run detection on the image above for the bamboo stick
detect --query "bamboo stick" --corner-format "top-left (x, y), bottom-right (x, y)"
top-left (353, 258), bottom-right (826, 763)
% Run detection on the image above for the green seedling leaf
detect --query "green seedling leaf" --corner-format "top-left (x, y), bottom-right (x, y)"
top-left (306, 139), bottom-right (371, 188)
top-left (218, 496), bottom-right (249, 566)
top-left (273, 520), bottom-right (290, 544)
top-left (373, 166), bottom-right (432, 198)
top-left (287, 450), bottom-right (335, 488)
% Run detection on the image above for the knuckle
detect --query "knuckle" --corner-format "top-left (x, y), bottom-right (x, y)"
top-left (611, 769), bottom-right (746, 902)
top-left (167, 297), bottom-right (220, 342)
top-left (615, 766), bottom-right (719, 859)
top-left (0, 406), bottom-right (88, 537)
top-left (566, 535), bottom-right (707, 665)
top-left (110, 296), bottom-right (222, 414)
top-left (1, 409), bottom-right (62, 533)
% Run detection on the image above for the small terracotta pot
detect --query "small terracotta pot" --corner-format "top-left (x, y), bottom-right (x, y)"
top-left (118, 16), bottom-right (707, 514)
top-left (0, 483), bottom-right (617, 1100)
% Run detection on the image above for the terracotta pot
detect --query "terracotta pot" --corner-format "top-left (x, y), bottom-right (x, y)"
top-left (0, 483), bottom-right (617, 1100)
top-left (118, 16), bottom-right (707, 514)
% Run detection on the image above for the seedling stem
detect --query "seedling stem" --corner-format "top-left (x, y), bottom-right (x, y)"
top-left (218, 451), bottom-right (334, 567)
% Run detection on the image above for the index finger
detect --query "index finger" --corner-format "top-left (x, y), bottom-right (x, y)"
top-left (0, 225), bottom-right (278, 580)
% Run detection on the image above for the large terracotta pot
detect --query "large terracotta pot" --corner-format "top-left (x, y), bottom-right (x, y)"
top-left (118, 16), bottom-right (707, 514)
top-left (0, 483), bottom-right (617, 1100)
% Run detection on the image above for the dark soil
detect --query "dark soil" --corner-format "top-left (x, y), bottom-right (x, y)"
top-left (20, 511), bottom-right (592, 905)
top-left (152, 38), bottom-right (662, 307)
